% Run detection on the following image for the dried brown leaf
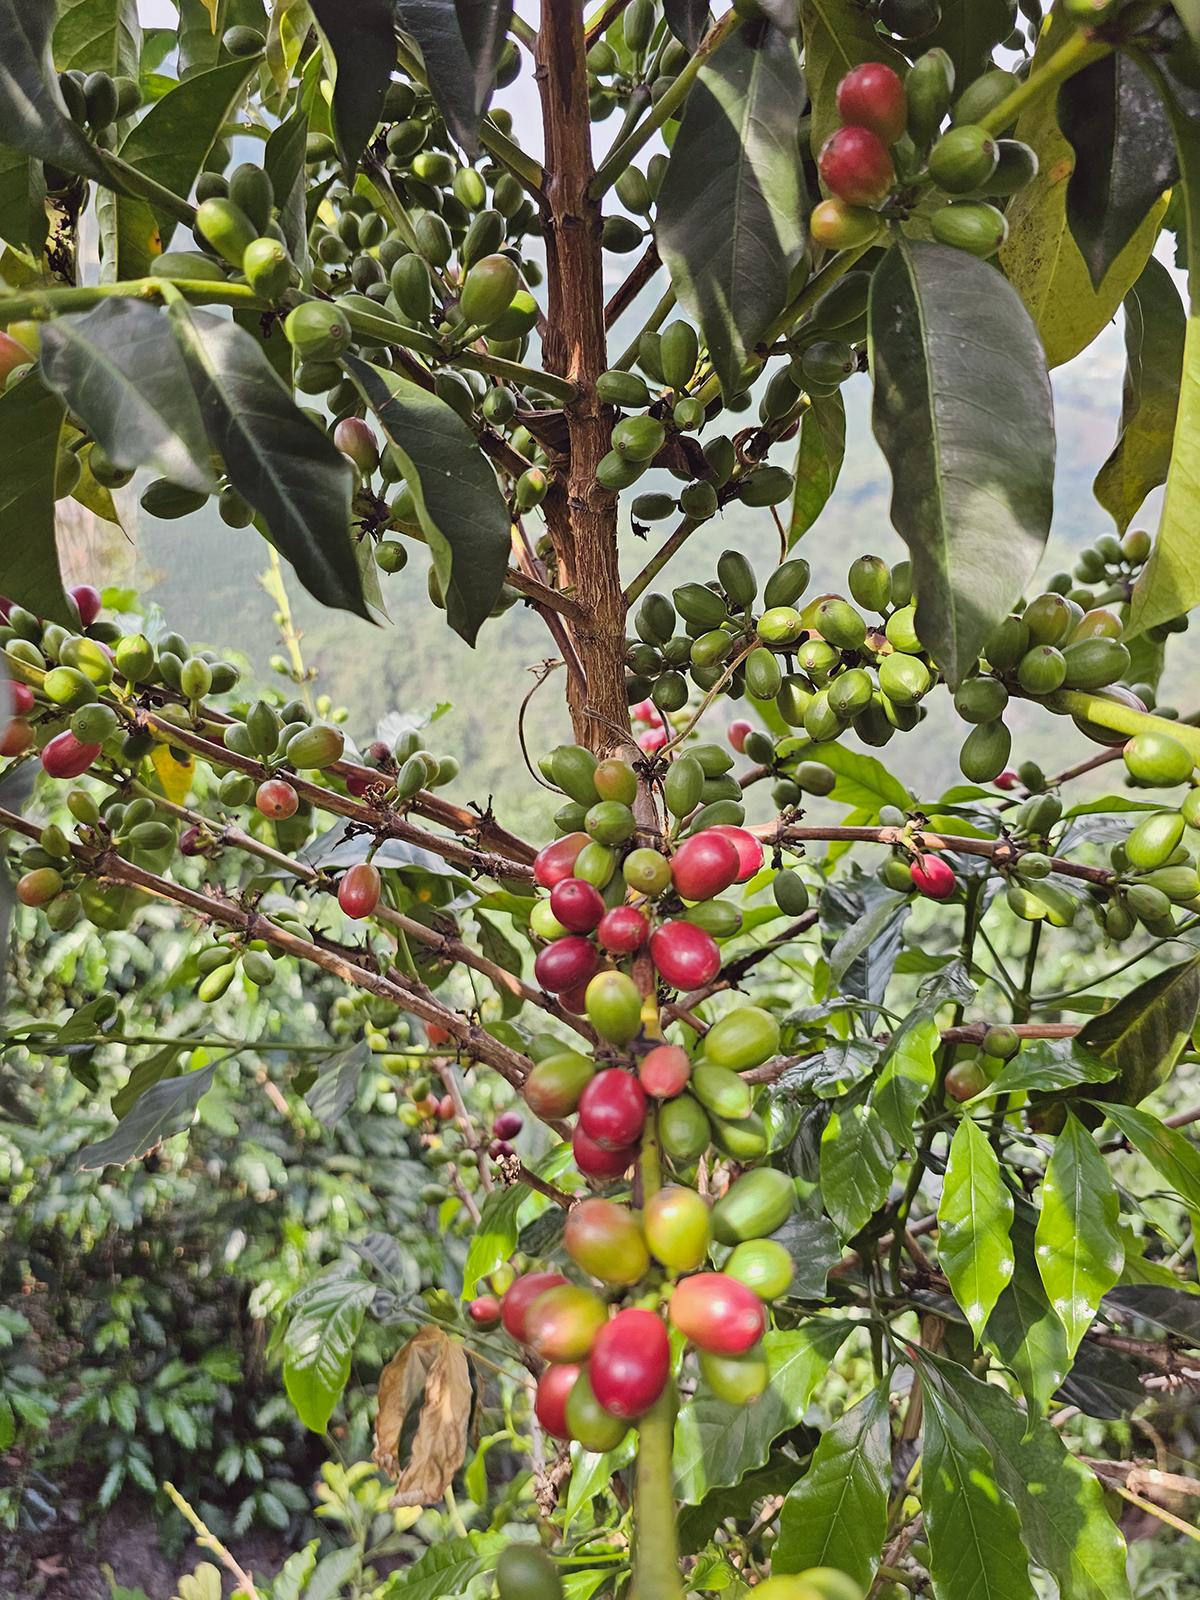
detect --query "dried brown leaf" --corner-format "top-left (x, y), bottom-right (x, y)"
top-left (373, 1323), bottom-right (472, 1507)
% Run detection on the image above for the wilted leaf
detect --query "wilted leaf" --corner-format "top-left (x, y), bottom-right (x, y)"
top-left (374, 1323), bottom-right (473, 1506)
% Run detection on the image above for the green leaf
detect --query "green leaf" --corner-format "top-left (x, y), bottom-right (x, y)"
top-left (52, 0), bottom-right (141, 78)
top-left (1094, 257), bottom-right (1186, 533)
top-left (309, 0), bottom-right (397, 171)
top-left (263, 106), bottom-right (310, 275)
top-left (976, 1036), bottom-right (1116, 1101)
top-left (563, 1434), bottom-right (637, 1525)
top-left (922, 1378), bottom-right (1035, 1600)
top-left (1058, 52), bottom-right (1178, 291)
top-left (664, 0), bottom-right (710, 52)
top-left (916, 0), bottom-right (1016, 87)
top-left (872, 1016), bottom-right (937, 1151)
top-left (827, 889), bottom-right (907, 990)
top-left (1034, 1113), bottom-right (1124, 1360)
top-left (304, 1039), bottom-right (370, 1127)
top-left (869, 237), bottom-right (1055, 690)
top-left (377, 1536), bottom-right (497, 1600)
top-left (461, 1182), bottom-right (527, 1301)
top-left (1128, 314), bottom-right (1200, 634)
top-left (395, 0), bottom-right (514, 158)
top-left (773, 1382), bottom-right (890, 1591)
top-left (304, 1546), bottom-right (361, 1600)
top-left (672, 1320), bottom-right (849, 1504)
top-left (799, 0), bottom-right (907, 159)
top-left (816, 744), bottom-right (912, 817)
top-left (656, 20), bottom-right (808, 400)
top-left (1104, 1283), bottom-right (1200, 1344)
top-left (111, 57), bottom-right (258, 276)
top-left (1091, 1100), bottom-right (1200, 1217)
top-left (0, 0), bottom-right (109, 182)
top-left (1076, 955), bottom-right (1200, 1108)
top-left (111, 1044), bottom-right (184, 1121)
top-left (0, 144), bottom-right (47, 256)
top-left (345, 356), bottom-right (511, 644)
top-left (0, 1393), bottom-right (14, 1450)
top-left (167, 301), bottom-right (366, 617)
top-left (268, 1540), bottom-right (319, 1600)
top-left (820, 868), bottom-right (908, 1007)
top-left (819, 1097), bottom-right (896, 1239)
top-left (282, 1268), bottom-right (375, 1433)
top-left (679, 1452), bottom-right (806, 1556)
top-left (983, 1201), bottom-right (1071, 1419)
top-left (0, 374), bottom-right (71, 626)
top-left (770, 1208), bottom-right (842, 1300)
top-left (788, 389), bottom-right (844, 544)
top-left (1000, 17), bottom-right (1167, 370)
top-left (74, 1063), bottom-right (218, 1171)
top-left (39, 298), bottom-right (217, 494)
top-left (938, 1116), bottom-right (1015, 1343)
top-left (920, 1350), bottom-right (1131, 1600)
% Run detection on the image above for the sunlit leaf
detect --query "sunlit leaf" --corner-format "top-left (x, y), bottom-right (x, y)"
top-left (938, 1116), bottom-right (1014, 1343)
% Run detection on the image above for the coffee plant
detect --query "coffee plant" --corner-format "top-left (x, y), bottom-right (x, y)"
top-left (6, 0), bottom-right (1200, 1594)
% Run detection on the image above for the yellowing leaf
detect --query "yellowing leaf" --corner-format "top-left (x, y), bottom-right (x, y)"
top-left (374, 1324), bottom-right (472, 1507)
top-left (199, 0), bottom-right (220, 30)
top-left (151, 744), bottom-right (194, 805)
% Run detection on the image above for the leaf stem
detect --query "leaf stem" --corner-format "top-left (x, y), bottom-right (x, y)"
top-left (1052, 689), bottom-right (1200, 765)
top-left (94, 150), bottom-right (199, 228)
top-left (977, 27), bottom-right (1111, 138)
top-left (623, 514), bottom-right (699, 605)
top-left (612, 283), bottom-right (676, 371)
top-left (589, 8), bottom-right (741, 198)
top-left (0, 278), bottom-right (264, 321)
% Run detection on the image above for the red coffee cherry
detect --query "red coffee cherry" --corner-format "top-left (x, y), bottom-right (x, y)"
top-left (911, 854), bottom-right (956, 899)
top-left (589, 1308), bottom-right (670, 1419)
top-left (493, 1109), bottom-right (524, 1140)
top-left (564, 1197), bottom-right (650, 1285)
top-left (535, 1362), bottom-right (581, 1440)
top-left (709, 825), bottom-right (763, 883)
top-left (427, 1023), bottom-right (453, 1046)
top-left (437, 1094), bottom-right (455, 1119)
top-left (671, 830), bottom-right (741, 902)
top-left (994, 769), bottom-right (1019, 791)
top-left (818, 125), bottom-right (895, 206)
top-left (573, 1124), bottom-right (638, 1179)
top-left (467, 1294), bottom-right (502, 1330)
top-left (42, 731), bottom-right (102, 779)
top-left (256, 779), bottom-right (299, 819)
top-left (578, 1069), bottom-right (647, 1151)
top-left (489, 1137), bottom-right (516, 1158)
top-left (944, 1058), bottom-right (989, 1102)
top-left (550, 876), bottom-right (606, 933)
top-left (9, 683), bottom-right (33, 715)
top-left (333, 416), bottom-right (379, 473)
top-left (559, 980), bottom-right (591, 1014)
top-left (525, 1283), bottom-right (608, 1362)
top-left (68, 584), bottom-right (102, 628)
top-left (338, 861), bottom-right (382, 918)
top-left (668, 1272), bottom-right (766, 1355)
top-left (501, 1271), bottom-right (568, 1342)
top-left (596, 904), bottom-right (649, 954)
top-left (533, 934), bottom-right (599, 993)
top-left (534, 831), bottom-right (590, 888)
top-left (346, 772), bottom-right (382, 798)
top-left (179, 825), bottom-right (204, 856)
top-left (0, 719), bottom-right (33, 757)
top-left (638, 1043), bottom-right (691, 1098)
top-left (836, 62), bottom-right (908, 146)
top-left (650, 920), bottom-right (721, 989)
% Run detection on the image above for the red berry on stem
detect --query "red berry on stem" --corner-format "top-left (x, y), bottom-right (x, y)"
top-left (559, 980), bottom-right (591, 1014)
top-left (650, 920), bottom-right (721, 989)
top-left (68, 584), bottom-right (102, 628)
top-left (535, 1362), bottom-right (581, 1440)
top-left (911, 854), bottom-right (956, 899)
top-left (10, 683), bottom-right (33, 715)
top-left (818, 125), bottom-right (895, 206)
top-left (42, 731), bottom-right (102, 779)
top-left (534, 934), bottom-right (599, 993)
top-left (489, 1137), bottom-right (515, 1159)
top-left (427, 1023), bottom-right (453, 1046)
top-left (710, 825), bottom-right (763, 883)
top-left (339, 861), bottom-right (382, 919)
top-left (501, 1271), bottom-right (569, 1342)
top-left (573, 1124), bottom-right (638, 1179)
top-left (670, 830), bottom-right (741, 901)
top-left (346, 772), bottom-right (381, 798)
top-left (631, 699), bottom-right (658, 724)
top-left (994, 769), bottom-right (1019, 791)
top-left (256, 779), bottom-right (299, 819)
top-left (179, 825), bottom-right (204, 856)
top-left (836, 63), bottom-right (908, 146)
top-left (437, 1094), bottom-right (455, 1119)
top-left (668, 1272), bottom-right (766, 1355)
top-left (638, 725), bottom-right (668, 752)
top-left (578, 1069), bottom-right (647, 1150)
top-left (597, 904), bottom-right (649, 954)
top-left (0, 719), bottom-right (33, 758)
top-left (550, 876), bottom-right (606, 933)
top-left (525, 1283), bottom-right (608, 1362)
top-left (639, 1043), bottom-right (691, 1098)
top-left (468, 1294), bottom-right (503, 1330)
top-left (728, 719), bottom-right (752, 753)
top-left (493, 1109), bottom-right (524, 1140)
top-left (534, 832), bottom-right (591, 889)
top-left (590, 1308), bottom-right (670, 1419)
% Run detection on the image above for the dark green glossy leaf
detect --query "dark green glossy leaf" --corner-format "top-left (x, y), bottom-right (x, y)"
top-left (673, 1321), bottom-right (849, 1504)
top-left (820, 866), bottom-right (909, 1005)
top-left (656, 20), bottom-right (808, 400)
top-left (977, 1036), bottom-right (1116, 1101)
top-left (283, 1268), bottom-right (375, 1432)
top-left (1094, 258), bottom-right (1186, 534)
top-left (983, 1201), bottom-right (1071, 1417)
top-left (1056, 1338), bottom-right (1147, 1421)
top-left (922, 1378), bottom-right (1035, 1600)
top-left (0, 0), bottom-right (108, 181)
top-left (0, 145), bottom-right (47, 256)
top-left (788, 390), bottom-right (844, 545)
top-left (112, 56), bottom-right (258, 275)
top-left (819, 1096), bottom-right (896, 1238)
top-left (51, 0), bottom-right (141, 79)
top-left (461, 1182), bottom-right (527, 1301)
top-left (678, 1452), bottom-right (806, 1556)
top-left (938, 1115), bottom-right (1015, 1344)
top-left (264, 107), bottom-right (310, 274)
top-left (773, 1382), bottom-right (889, 1591)
top-left (39, 298), bottom-right (216, 494)
top-left (1058, 53), bottom-right (1178, 293)
top-left (920, 1350), bottom-right (1131, 1600)
top-left (0, 375), bottom-right (71, 626)
top-left (772, 1206), bottom-right (842, 1299)
top-left (1091, 1100), bottom-right (1200, 1217)
top-left (168, 301), bottom-right (366, 617)
top-left (111, 1044), bottom-right (184, 1121)
top-left (664, 0), bottom-right (711, 52)
top-left (1104, 1283), bottom-right (1200, 1345)
top-left (305, 1039), bottom-right (370, 1128)
top-left (827, 889), bottom-right (908, 990)
top-left (396, 0), bottom-right (513, 158)
top-left (310, 0), bottom-right (395, 171)
top-left (1034, 1113), bottom-right (1124, 1359)
top-left (75, 1062), bottom-right (218, 1171)
top-left (916, 0), bottom-right (1017, 89)
top-left (869, 238), bottom-right (1055, 690)
top-left (1077, 955), bottom-right (1200, 1109)
top-left (800, 0), bottom-right (907, 157)
top-left (345, 355), bottom-right (510, 644)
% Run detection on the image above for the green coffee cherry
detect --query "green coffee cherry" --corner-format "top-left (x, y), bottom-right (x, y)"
top-left (632, 494), bottom-right (677, 524)
top-left (196, 197), bottom-right (259, 267)
top-left (737, 466), bottom-right (793, 507)
top-left (906, 47), bottom-right (956, 147)
top-left (984, 614), bottom-right (1030, 672)
top-left (228, 163), bottom-right (274, 232)
top-left (1016, 646), bottom-right (1066, 696)
top-left (141, 479), bottom-right (209, 519)
top-left (284, 301), bottom-right (352, 360)
top-left (674, 397), bottom-right (705, 430)
top-left (744, 647), bottom-right (782, 701)
top-left (679, 481), bottom-right (719, 520)
top-left (954, 676), bottom-right (1008, 723)
top-left (959, 719), bottom-right (1011, 782)
top-left (1060, 637), bottom-right (1130, 690)
top-left (928, 125), bottom-right (999, 193)
top-left (930, 202), bottom-right (1008, 258)
top-left (1124, 732), bottom-right (1195, 788)
top-left (814, 597), bottom-right (867, 651)
top-left (612, 415), bottom-right (666, 460)
top-left (763, 558), bottom-right (810, 609)
top-left (460, 254), bottom-right (520, 328)
top-left (878, 652), bottom-right (931, 705)
top-left (242, 237), bottom-right (292, 300)
top-left (1126, 811), bottom-right (1186, 871)
top-left (515, 468), bottom-right (548, 509)
top-left (826, 667), bottom-right (872, 717)
top-left (952, 70), bottom-right (1019, 128)
top-left (596, 369), bottom-right (651, 407)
